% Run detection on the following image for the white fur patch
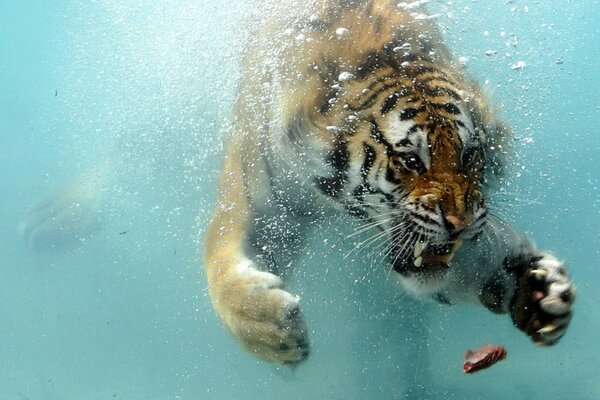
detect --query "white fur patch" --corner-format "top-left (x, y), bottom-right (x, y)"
top-left (234, 258), bottom-right (284, 288)
top-left (385, 117), bottom-right (431, 169)
top-left (536, 254), bottom-right (574, 315)
top-left (394, 271), bottom-right (448, 297)
top-left (456, 103), bottom-right (476, 146)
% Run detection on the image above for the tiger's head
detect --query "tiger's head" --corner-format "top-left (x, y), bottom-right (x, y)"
top-left (312, 66), bottom-right (506, 295)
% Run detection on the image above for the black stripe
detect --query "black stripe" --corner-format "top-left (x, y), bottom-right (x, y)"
top-left (369, 119), bottom-right (397, 156)
top-left (361, 142), bottom-right (376, 180)
top-left (313, 141), bottom-right (349, 198)
top-left (432, 102), bottom-right (461, 115)
top-left (407, 124), bottom-right (422, 134)
top-left (349, 83), bottom-right (402, 111)
top-left (408, 65), bottom-right (438, 75)
top-left (388, 52), bottom-right (425, 69)
top-left (383, 192), bottom-right (396, 204)
top-left (410, 66), bottom-right (459, 84)
top-left (348, 81), bottom-right (410, 111)
top-left (364, 73), bottom-right (397, 93)
top-left (423, 86), bottom-right (463, 101)
top-left (385, 166), bottom-right (402, 184)
top-left (318, 59), bottom-right (341, 86)
top-left (353, 183), bottom-right (374, 197)
top-left (409, 211), bottom-right (439, 227)
top-left (399, 107), bottom-right (421, 121)
top-left (417, 73), bottom-right (457, 85)
top-left (329, 141), bottom-right (349, 172)
top-left (403, 96), bottom-right (421, 104)
top-left (397, 137), bottom-right (413, 147)
top-left (380, 92), bottom-right (400, 115)
top-left (355, 44), bottom-right (424, 80)
top-left (355, 51), bottom-right (381, 80)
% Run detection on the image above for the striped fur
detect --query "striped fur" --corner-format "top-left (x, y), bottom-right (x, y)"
top-left (232, 0), bottom-right (507, 280)
top-left (204, 0), bottom-right (574, 365)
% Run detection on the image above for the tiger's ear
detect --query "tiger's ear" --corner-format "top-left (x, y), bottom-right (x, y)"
top-left (484, 118), bottom-right (512, 180)
top-left (469, 85), bottom-right (514, 183)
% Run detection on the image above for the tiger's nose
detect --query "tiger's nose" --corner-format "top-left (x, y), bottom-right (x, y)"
top-left (443, 214), bottom-right (469, 234)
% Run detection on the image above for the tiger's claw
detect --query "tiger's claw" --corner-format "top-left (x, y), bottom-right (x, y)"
top-left (510, 253), bottom-right (574, 345)
top-left (537, 324), bottom-right (558, 335)
top-left (528, 269), bottom-right (548, 280)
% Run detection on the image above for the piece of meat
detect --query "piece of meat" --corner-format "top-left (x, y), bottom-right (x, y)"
top-left (463, 344), bottom-right (507, 374)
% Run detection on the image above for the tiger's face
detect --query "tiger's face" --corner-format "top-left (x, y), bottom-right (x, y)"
top-left (324, 72), bottom-right (490, 293)
top-left (383, 104), bottom-right (486, 289)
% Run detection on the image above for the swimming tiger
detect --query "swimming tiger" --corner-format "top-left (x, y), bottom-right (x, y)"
top-left (204, 0), bottom-right (575, 364)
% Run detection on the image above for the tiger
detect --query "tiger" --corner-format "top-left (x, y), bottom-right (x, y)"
top-left (204, 0), bottom-right (575, 365)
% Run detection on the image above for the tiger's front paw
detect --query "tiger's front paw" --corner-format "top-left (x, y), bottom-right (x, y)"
top-left (211, 265), bottom-right (309, 364)
top-left (510, 253), bottom-right (575, 345)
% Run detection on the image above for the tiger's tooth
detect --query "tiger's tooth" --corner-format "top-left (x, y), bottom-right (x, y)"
top-left (452, 240), bottom-right (463, 253)
top-left (438, 240), bottom-right (463, 264)
top-left (414, 242), bottom-right (426, 258)
top-left (414, 256), bottom-right (423, 268)
top-left (537, 324), bottom-right (558, 334)
top-left (528, 269), bottom-right (548, 280)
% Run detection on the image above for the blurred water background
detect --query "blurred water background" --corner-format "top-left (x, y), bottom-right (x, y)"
top-left (0, 1), bottom-right (598, 399)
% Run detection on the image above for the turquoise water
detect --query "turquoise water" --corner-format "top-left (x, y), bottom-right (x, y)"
top-left (1, 1), bottom-right (598, 399)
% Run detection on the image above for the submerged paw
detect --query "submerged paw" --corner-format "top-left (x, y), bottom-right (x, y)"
top-left (215, 270), bottom-right (310, 364)
top-left (235, 291), bottom-right (309, 363)
top-left (511, 254), bottom-right (575, 345)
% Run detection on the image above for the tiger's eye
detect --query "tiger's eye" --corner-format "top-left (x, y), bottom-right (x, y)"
top-left (399, 153), bottom-right (426, 174)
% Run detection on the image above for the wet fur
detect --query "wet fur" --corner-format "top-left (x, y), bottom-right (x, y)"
top-left (204, 0), bottom-right (574, 364)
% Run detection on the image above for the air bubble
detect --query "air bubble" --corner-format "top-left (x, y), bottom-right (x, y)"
top-left (510, 61), bottom-right (526, 70)
top-left (338, 71), bottom-right (354, 81)
top-left (336, 27), bottom-right (350, 38)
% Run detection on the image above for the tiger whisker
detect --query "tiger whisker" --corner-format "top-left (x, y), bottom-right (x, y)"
top-left (347, 220), bottom-right (411, 259)
top-left (385, 230), bottom-right (414, 262)
top-left (348, 219), bottom-right (391, 238)
top-left (372, 221), bottom-right (411, 257)
top-left (385, 234), bottom-right (418, 284)
top-left (378, 230), bottom-right (412, 269)
top-left (348, 212), bottom-right (403, 237)
top-left (347, 217), bottom-right (412, 263)
top-left (345, 226), bottom-right (393, 260)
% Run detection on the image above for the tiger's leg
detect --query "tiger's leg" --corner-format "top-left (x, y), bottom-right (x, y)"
top-left (443, 217), bottom-right (575, 345)
top-left (204, 140), bottom-right (309, 364)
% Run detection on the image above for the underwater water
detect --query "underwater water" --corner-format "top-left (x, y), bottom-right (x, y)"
top-left (1, 0), bottom-right (598, 399)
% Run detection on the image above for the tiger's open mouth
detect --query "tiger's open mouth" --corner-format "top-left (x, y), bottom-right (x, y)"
top-left (393, 240), bottom-right (463, 275)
